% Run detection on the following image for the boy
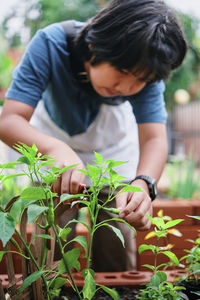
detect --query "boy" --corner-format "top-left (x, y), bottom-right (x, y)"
top-left (0, 0), bottom-right (187, 271)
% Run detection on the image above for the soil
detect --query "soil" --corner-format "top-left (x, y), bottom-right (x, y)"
top-left (179, 279), bottom-right (200, 300)
top-left (53, 286), bottom-right (140, 299)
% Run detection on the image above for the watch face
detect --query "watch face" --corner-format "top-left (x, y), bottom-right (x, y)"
top-left (135, 175), bottom-right (157, 200)
top-left (131, 175), bottom-right (157, 200)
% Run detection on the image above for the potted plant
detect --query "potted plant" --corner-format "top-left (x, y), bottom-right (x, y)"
top-left (0, 142), bottom-right (141, 300)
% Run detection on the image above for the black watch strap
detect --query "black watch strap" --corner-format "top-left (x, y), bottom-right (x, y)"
top-left (130, 175), bottom-right (157, 201)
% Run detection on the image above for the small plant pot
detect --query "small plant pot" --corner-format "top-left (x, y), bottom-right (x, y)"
top-left (178, 279), bottom-right (200, 300)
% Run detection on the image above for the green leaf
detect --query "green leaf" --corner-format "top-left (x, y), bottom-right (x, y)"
top-left (78, 169), bottom-right (90, 176)
top-left (120, 186), bottom-right (142, 193)
top-left (138, 244), bottom-right (155, 254)
top-left (164, 219), bottom-right (184, 229)
top-left (156, 271), bottom-right (167, 282)
top-left (145, 215), bottom-right (161, 228)
top-left (60, 193), bottom-right (86, 204)
top-left (18, 270), bottom-right (45, 294)
top-left (187, 215), bottom-right (200, 221)
top-left (0, 162), bottom-right (20, 169)
top-left (34, 234), bottom-right (53, 240)
top-left (0, 251), bottom-right (6, 262)
top-left (94, 152), bottom-right (103, 165)
top-left (87, 164), bottom-right (101, 178)
top-left (27, 205), bottom-right (48, 224)
top-left (17, 156), bottom-right (31, 165)
top-left (82, 269), bottom-right (96, 300)
top-left (106, 224), bottom-right (125, 247)
top-left (2, 173), bottom-right (25, 182)
top-left (106, 160), bottom-right (127, 168)
top-left (10, 199), bottom-right (32, 224)
top-left (162, 251), bottom-right (180, 266)
top-left (71, 200), bottom-right (90, 208)
top-left (38, 160), bottom-right (55, 167)
top-left (142, 264), bottom-right (155, 271)
top-left (70, 236), bottom-right (88, 255)
top-left (58, 164), bottom-right (78, 175)
top-left (59, 227), bottom-right (72, 242)
top-left (98, 285), bottom-right (120, 300)
top-left (0, 212), bottom-right (15, 246)
top-left (58, 248), bottom-right (81, 273)
top-left (50, 277), bottom-right (66, 290)
top-left (20, 187), bottom-right (46, 201)
top-left (150, 274), bottom-right (160, 287)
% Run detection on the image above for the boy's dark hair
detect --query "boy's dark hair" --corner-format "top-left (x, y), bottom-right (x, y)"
top-left (75, 0), bottom-right (187, 83)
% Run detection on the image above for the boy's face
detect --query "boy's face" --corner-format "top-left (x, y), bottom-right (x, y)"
top-left (84, 62), bottom-right (146, 97)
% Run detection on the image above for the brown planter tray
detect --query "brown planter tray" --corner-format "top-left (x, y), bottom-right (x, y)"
top-left (1, 269), bottom-right (187, 290)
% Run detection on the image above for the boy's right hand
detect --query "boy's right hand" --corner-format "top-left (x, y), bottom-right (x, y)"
top-left (46, 142), bottom-right (85, 196)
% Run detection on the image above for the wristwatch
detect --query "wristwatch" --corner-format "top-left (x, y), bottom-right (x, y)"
top-left (131, 175), bottom-right (157, 201)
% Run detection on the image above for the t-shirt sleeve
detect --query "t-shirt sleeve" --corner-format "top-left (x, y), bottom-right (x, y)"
top-left (129, 81), bottom-right (167, 124)
top-left (6, 29), bottom-right (52, 107)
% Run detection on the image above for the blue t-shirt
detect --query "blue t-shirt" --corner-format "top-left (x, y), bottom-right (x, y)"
top-left (6, 21), bottom-right (167, 137)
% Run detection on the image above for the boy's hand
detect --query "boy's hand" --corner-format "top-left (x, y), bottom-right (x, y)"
top-left (46, 143), bottom-right (85, 195)
top-left (116, 180), bottom-right (152, 231)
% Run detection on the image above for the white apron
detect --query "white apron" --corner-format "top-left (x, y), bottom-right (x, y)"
top-left (29, 100), bottom-right (139, 185)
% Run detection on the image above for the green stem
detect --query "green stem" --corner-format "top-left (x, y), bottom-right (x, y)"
top-left (15, 229), bottom-right (49, 298)
top-left (154, 237), bottom-right (159, 273)
top-left (51, 224), bottom-right (82, 300)
top-left (86, 199), bottom-right (100, 270)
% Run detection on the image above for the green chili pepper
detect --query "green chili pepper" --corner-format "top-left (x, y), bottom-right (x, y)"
top-left (102, 207), bottom-right (120, 214)
top-left (48, 198), bottom-right (55, 226)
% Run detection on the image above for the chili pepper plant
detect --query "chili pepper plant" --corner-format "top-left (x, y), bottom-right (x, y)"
top-left (178, 215), bottom-right (200, 299)
top-left (137, 210), bottom-right (188, 300)
top-left (0, 143), bottom-right (140, 300)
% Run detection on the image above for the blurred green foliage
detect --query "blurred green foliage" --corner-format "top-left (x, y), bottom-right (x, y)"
top-left (29, 0), bottom-right (111, 37)
top-left (165, 156), bottom-right (200, 199)
top-left (0, 32), bottom-right (15, 104)
top-left (165, 13), bottom-right (200, 110)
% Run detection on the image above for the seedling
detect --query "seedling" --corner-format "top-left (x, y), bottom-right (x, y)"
top-left (180, 216), bottom-right (200, 286)
top-left (0, 143), bottom-right (139, 300)
top-left (137, 210), bottom-right (187, 299)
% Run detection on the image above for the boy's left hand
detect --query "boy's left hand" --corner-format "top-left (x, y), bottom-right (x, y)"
top-left (116, 182), bottom-right (152, 231)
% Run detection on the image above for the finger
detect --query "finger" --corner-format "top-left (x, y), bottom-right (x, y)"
top-left (136, 217), bottom-right (152, 231)
top-left (119, 192), bottom-right (143, 217)
top-left (60, 170), bottom-right (71, 195)
top-left (52, 176), bottom-right (62, 195)
top-left (69, 168), bottom-right (85, 194)
top-left (116, 192), bottom-right (128, 211)
top-left (124, 197), bottom-right (151, 224)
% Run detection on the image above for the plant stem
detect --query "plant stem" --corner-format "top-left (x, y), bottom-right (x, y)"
top-left (15, 229), bottom-right (49, 298)
top-left (154, 237), bottom-right (159, 273)
top-left (86, 196), bottom-right (100, 270)
top-left (51, 223), bottom-right (82, 300)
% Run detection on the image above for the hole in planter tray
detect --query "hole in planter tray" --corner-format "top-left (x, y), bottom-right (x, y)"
top-left (122, 271), bottom-right (145, 280)
top-left (73, 273), bottom-right (98, 280)
top-left (104, 276), bottom-right (117, 279)
top-left (172, 270), bottom-right (187, 278)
